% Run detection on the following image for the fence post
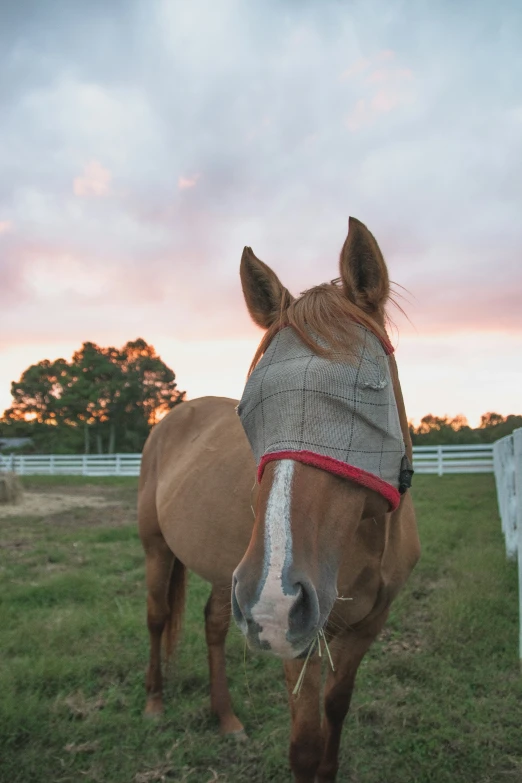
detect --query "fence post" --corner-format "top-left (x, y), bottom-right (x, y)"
top-left (513, 430), bottom-right (522, 669)
top-left (116, 454), bottom-right (121, 476)
top-left (438, 445), bottom-right (444, 476)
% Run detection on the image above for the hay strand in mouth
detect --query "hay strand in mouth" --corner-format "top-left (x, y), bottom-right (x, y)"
top-left (292, 641), bottom-right (316, 697)
top-left (320, 630), bottom-right (335, 673)
top-left (336, 589), bottom-right (353, 601)
top-left (292, 631), bottom-right (336, 698)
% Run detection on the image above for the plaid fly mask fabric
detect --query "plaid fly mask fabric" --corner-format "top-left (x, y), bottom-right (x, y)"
top-left (237, 325), bottom-right (407, 511)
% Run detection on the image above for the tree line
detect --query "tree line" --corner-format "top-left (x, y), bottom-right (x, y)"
top-left (0, 339), bottom-right (185, 454)
top-left (1, 341), bottom-right (520, 453)
top-left (409, 412), bottom-right (522, 446)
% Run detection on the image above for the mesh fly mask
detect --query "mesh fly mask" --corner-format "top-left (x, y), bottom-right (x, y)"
top-left (237, 325), bottom-right (410, 511)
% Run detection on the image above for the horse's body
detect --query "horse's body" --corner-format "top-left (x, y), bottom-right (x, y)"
top-left (140, 397), bottom-right (254, 586)
top-left (139, 218), bottom-right (420, 782)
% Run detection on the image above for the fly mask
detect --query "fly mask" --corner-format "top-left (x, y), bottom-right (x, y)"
top-left (237, 325), bottom-right (410, 511)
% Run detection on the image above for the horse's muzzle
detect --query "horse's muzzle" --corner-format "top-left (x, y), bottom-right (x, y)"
top-left (231, 572), bottom-right (321, 658)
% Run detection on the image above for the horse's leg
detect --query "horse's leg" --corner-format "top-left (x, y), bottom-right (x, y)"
top-left (283, 656), bottom-right (323, 783)
top-left (316, 612), bottom-right (389, 782)
top-left (144, 535), bottom-right (175, 716)
top-left (205, 586), bottom-right (245, 737)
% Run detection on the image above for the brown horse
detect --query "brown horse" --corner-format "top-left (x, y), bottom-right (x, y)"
top-left (138, 217), bottom-right (420, 782)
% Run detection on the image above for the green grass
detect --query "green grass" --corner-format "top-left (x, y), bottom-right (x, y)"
top-left (0, 475), bottom-right (520, 782)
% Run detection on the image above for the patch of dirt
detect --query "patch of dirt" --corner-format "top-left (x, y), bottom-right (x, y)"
top-left (0, 491), bottom-right (119, 519)
top-left (0, 537), bottom-right (33, 551)
top-left (64, 740), bottom-right (100, 754)
top-left (43, 502), bottom-right (137, 529)
top-left (134, 741), bottom-right (181, 783)
top-left (378, 627), bottom-right (424, 654)
top-left (60, 691), bottom-right (106, 720)
top-left (376, 576), bottom-right (452, 657)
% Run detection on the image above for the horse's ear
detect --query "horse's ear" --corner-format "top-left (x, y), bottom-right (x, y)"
top-left (339, 217), bottom-right (390, 315)
top-left (240, 247), bottom-right (294, 329)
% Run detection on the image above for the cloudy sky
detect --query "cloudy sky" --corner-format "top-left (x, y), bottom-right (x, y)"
top-left (1, 0), bottom-right (521, 426)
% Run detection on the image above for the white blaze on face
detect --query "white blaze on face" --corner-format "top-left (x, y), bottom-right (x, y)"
top-left (251, 459), bottom-right (298, 658)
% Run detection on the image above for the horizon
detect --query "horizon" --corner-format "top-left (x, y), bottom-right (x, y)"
top-left (1, 1), bottom-right (521, 426)
top-left (1, 331), bottom-right (520, 431)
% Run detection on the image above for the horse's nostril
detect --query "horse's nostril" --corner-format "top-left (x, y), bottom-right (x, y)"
top-left (288, 580), bottom-right (319, 640)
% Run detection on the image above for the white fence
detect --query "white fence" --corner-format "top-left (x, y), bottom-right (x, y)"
top-left (493, 428), bottom-right (522, 663)
top-left (0, 453), bottom-right (142, 477)
top-left (0, 444), bottom-right (495, 477)
top-left (412, 444), bottom-right (493, 475)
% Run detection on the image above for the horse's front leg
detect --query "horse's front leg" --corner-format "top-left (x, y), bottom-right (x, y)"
top-left (205, 585), bottom-right (245, 737)
top-left (316, 612), bottom-right (389, 782)
top-left (284, 656), bottom-right (323, 783)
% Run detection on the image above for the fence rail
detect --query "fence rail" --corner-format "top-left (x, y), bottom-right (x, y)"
top-left (0, 453), bottom-right (142, 477)
top-left (493, 428), bottom-right (522, 664)
top-left (412, 444), bottom-right (494, 475)
top-left (0, 444), bottom-right (495, 477)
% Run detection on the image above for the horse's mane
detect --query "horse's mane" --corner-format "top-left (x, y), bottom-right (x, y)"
top-left (248, 278), bottom-right (391, 376)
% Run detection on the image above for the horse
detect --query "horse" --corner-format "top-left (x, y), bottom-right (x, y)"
top-left (138, 217), bottom-right (420, 782)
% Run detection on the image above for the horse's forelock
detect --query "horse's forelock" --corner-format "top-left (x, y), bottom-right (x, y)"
top-left (248, 281), bottom-right (390, 376)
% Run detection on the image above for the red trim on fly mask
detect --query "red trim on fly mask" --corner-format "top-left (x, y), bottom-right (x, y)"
top-left (258, 450), bottom-right (401, 511)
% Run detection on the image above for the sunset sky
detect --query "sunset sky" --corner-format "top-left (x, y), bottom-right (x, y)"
top-left (1, 0), bottom-right (521, 427)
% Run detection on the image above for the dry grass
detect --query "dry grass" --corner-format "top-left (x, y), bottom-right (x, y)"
top-left (0, 490), bottom-right (118, 518)
top-left (0, 471), bottom-right (24, 505)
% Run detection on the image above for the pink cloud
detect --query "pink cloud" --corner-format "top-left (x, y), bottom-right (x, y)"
top-left (340, 57), bottom-right (370, 80)
top-left (178, 174), bottom-right (201, 190)
top-left (342, 50), bottom-right (415, 131)
top-left (401, 283), bottom-right (522, 334)
top-left (345, 92), bottom-right (405, 130)
top-left (346, 80), bottom-right (414, 131)
top-left (345, 99), bottom-right (369, 131)
top-left (366, 67), bottom-right (413, 85)
top-left (73, 160), bottom-right (112, 197)
top-left (371, 90), bottom-right (402, 113)
top-left (341, 51), bottom-right (398, 81)
top-left (0, 220), bottom-right (13, 234)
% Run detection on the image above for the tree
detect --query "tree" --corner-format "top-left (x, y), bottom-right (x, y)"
top-left (69, 342), bottom-right (127, 454)
top-left (412, 414), bottom-right (474, 445)
top-left (410, 411), bottom-right (522, 445)
top-left (479, 412), bottom-right (505, 429)
top-left (2, 339), bottom-right (185, 453)
top-left (5, 358), bottom-right (74, 426)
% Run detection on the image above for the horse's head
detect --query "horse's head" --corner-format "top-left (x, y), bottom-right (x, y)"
top-left (232, 217), bottom-right (410, 659)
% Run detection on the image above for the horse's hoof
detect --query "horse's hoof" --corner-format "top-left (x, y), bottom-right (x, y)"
top-left (144, 700), bottom-right (164, 719)
top-left (227, 729), bottom-right (249, 743)
top-left (219, 714), bottom-right (246, 739)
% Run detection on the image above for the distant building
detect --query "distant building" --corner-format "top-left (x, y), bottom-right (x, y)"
top-left (0, 438), bottom-right (33, 451)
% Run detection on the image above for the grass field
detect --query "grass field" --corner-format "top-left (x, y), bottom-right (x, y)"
top-left (1, 474), bottom-right (521, 783)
